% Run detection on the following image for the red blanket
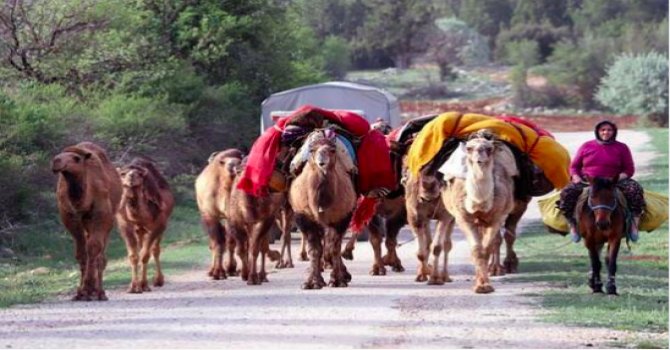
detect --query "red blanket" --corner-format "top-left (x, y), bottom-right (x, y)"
top-left (238, 104), bottom-right (395, 196)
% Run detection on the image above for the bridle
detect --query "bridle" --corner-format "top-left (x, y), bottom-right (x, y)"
top-left (587, 188), bottom-right (618, 212)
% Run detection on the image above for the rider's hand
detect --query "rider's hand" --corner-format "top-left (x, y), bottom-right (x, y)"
top-left (571, 174), bottom-right (583, 184)
top-left (619, 172), bottom-right (628, 181)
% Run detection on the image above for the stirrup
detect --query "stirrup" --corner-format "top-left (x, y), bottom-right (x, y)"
top-left (628, 227), bottom-right (639, 242)
top-left (569, 226), bottom-right (581, 243)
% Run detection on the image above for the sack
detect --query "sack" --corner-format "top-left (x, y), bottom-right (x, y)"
top-left (639, 190), bottom-right (669, 232)
top-left (537, 191), bottom-right (569, 234)
top-left (537, 189), bottom-right (669, 234)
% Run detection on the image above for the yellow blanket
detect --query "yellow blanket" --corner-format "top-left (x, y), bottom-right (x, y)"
top-left (538, 190), bottom-right (669, 233)
top-left (407, 112), bottom-right (570, 189)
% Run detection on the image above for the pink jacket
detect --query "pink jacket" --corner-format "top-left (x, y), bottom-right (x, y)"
top-left (570, 140), bottom-right (634, 179)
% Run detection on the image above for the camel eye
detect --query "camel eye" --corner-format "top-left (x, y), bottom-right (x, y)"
top-left (73, 156), bottom-right (81, 163)
top-left (329, 148), bottom-right (336, 154)
top-left (465, 146), bottom-right (473, 152)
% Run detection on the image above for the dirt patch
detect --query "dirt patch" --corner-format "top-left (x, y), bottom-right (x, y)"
top-left (620, 255), bottom-right (664, 262)
top-left (400, 100), bottom-right (640, 132)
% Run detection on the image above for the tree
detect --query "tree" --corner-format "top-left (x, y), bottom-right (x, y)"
top-left (355, 0), bottom-right (436, 69)
top-left (459, 0), bottom-right (513, 49)
top-left (429, 18), bottom-right (490, 81)
top-left (596, 52), bottom-right (668, 126)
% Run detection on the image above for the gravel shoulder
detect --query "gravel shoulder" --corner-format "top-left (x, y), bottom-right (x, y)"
top-left (0, 130), bottom-right (665, 349)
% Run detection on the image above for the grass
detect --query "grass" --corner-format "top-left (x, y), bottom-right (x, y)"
top-left (0, 195), bottom-right (209, 308)
top-left (511, 127), bottom-right (669, 348)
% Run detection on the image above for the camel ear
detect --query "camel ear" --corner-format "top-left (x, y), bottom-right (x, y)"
top-left (140, 167), bottom-right (149, 177)
top-left (208, 151), bottom-right (219, 163)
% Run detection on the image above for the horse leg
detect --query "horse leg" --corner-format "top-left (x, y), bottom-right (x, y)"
top-left (587, 243), bottom-right (603, 293)
top-left (606, 239), bottom-right (621, 295)
top-left (367, 215), bottom-right (387, 276)
top-left (383, 208), bottom-right (406, 272)
top-left (201, 215), bottom-right (227, 280)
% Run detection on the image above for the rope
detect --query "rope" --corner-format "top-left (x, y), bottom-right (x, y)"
top-left (514, 236), bottom-right (574, 253)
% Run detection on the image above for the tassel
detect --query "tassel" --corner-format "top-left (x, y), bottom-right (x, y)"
top-left (349, 196), bottom-right (379, 233)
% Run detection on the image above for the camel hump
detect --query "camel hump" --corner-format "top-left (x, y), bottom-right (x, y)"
top-left (70, 142), bottom-right (111, 163)
top-left (209, 148), bottom-right (244, 163)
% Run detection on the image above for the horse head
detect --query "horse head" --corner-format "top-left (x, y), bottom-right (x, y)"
top-left (587, 175), bottom-right (620, 231)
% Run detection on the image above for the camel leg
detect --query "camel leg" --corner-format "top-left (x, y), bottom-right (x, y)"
top-left (329, 215), bottom-right (352, 287)
top-left (367, 215), bottom-right (387, 276)
top-left (408, 215), bottom-right (431, 282)
top-left (247, 220), bottom-right (271, 285)
top-left (138, 228), bottom-right (154, 292)
top-left (299, 231), bottom-right (309, 261)
top-left (277, 207), bottom-right (295, 269)
top-left (429, 216), bottom-right (454, 284)
top-left (440, 217), bottom-right (455, 283)
top-left (119, 222), bottom-right (142, 294)
top-left (151, 227), bottom-right (165, 287)
top-left (224, 232), bottom-right (238, 276)
top-left (82, 222), bottom-right (109, 301)
top-left (63, 217), bottom-right (88, 300)
top-left (503, 199), bottom-right (527, 273)
top-left (459, 218), bottom-right (493, 294)
top-left (201, 215), bottom-right (226, 280)
top-left (295, 215), bottom-right (326, 290)
top-left (488, 229), bottom-right (505, 277)
top-left (341, 232), bottom-right (356, 260)
top-left (382, 208), bottom-right (406, 272)
top-left (228, 223), bottom-right (249, 281)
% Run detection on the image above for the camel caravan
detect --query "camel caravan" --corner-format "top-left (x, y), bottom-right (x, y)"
top-left (52, 102), bottom-right (668, 301)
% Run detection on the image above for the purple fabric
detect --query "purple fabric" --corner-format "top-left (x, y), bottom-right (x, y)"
top-left (570, 140), bottom-right (635, 179)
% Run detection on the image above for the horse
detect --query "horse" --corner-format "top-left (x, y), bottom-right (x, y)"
top-left (576, 176), bottom-right (626, 295)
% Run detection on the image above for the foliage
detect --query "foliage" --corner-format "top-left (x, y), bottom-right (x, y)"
top-left (355, 0), bottom-right (437, 69)
top-left (459, 0), bottom-right (513, 49)
top-left (596, 52), bottom-right (669, 126)
top-left (429, 18), bottom-right (490, 80)
top-left (495, 21), bottom-right (572, 62)
top-left (322, 36), bottom-right (352, 80)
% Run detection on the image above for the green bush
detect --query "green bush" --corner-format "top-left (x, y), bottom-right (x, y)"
top-left (434, 18), bottom-right (491, 67)
top-left (495, 22), bottom-right (571, 62)
top-left (322, 35), bottom-right (352, 80)
top-left (596, 52), bottom-right (669, 126)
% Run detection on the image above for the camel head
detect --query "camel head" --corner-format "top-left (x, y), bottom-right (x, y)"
top-left (418, 168), bottom-right (442, 202)
top-left (118, 165), bottom-right (148, 188)
top-left (309, 138), bottom-right (337, 175)
top-left (465, 130), bottom-right (498, 168)
top-left (51, 149), bottom-right (92, 175)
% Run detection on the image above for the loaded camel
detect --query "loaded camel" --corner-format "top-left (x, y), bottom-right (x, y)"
top-left (441, 130), bottom-right (518, 293)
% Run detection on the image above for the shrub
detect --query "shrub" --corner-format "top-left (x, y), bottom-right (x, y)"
top-left (596, 52), bottom-right (669, 126)
top-left (322, 35), bottom-right (351, 80)
top-left (495, 22), bottom-right (571, 62)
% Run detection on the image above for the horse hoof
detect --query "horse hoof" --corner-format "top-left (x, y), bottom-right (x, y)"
top-left (474, 284), bottom-right (495, 294)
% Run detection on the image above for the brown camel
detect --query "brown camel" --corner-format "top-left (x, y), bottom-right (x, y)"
top-left (441, 130), bottom-right (518, 293)
top-left (52, 142), bottom-right (122, 301)
top-left (117, 158), bottom-right (175, 293)
top-left (226, 159), bottom-right (285, 285)
top-left (289, 131), bottom-right (357, 289)
top-left (195, 149), bottom-right (244, 280)
top-left (404, 166), bottom-right (456, 285)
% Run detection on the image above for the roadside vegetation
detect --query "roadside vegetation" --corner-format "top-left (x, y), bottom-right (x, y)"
top-left (511, 128), bottom-right (669, 348)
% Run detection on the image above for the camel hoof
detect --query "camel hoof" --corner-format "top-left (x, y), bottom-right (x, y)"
top-left (392, 264), bottom-right (405, 273)
top-left (329, 279), bottom-right (348, 288)
top-left (442, 275), bottom-right (453, 283)
top-left (415, 275), bottom-right (428, 283)
top-left (153, 275), bottom-right (165, 287)
top-left (299, 253), bottom-right (308, 261)
top-left (474, 284), bottom-right (495, 294)
top-left (489, 265), bottom-right (506, 277)
top-left (267, 250), bottom-right (280, 262)
top-left (369, 265), bottom-right (387, 276)
top-left (342, 249), bottom-right (353, 260)
top-left (427, 276), bottom-right (445, 285)
top-left (96, 291), bottom-right (108, 301)
top-left (260, 272), bottom-right (269, 283)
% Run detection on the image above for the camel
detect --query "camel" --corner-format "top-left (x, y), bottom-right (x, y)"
top-left (289, 130), bottom-right (357, 289)
top-left (52, 142), bottom-right (122, 301)
top-left (117, 158), bottom-right (174, 293)
top-left (226, 159), bottom-right (285, 285)
top-left (404, 166), bottom-right (456, 284)
top-left (441, 130), bottom-right (518, 293)
top-left (195, 149), bottom-right (244, 280)
top-left (487, 197), bottom-right (530, 276)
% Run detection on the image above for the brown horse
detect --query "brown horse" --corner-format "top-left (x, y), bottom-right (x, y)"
top-left (576, 176), bottom-right (626, 295)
